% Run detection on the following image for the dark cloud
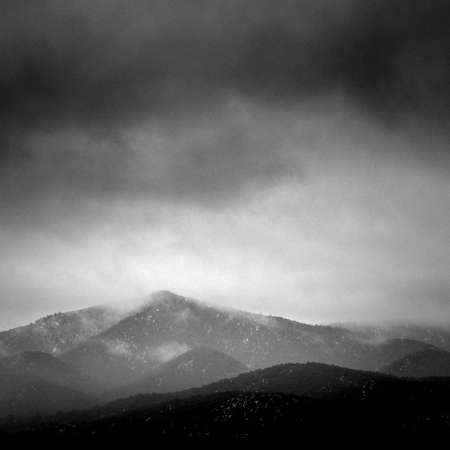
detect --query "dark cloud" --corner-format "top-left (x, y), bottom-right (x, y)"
top-left (0, 1), bottom-right (449, 327)
top-left (0, 108), bottom-right (297, 230)
top-left (0, 0), bottom-right (447, 129)
top-left (0, 0), bottom-right (448, 214)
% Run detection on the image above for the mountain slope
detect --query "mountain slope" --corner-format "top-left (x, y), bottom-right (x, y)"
top-left (0, 376), bottom-right (95, 418)
top-left (108, 362), bottom-right (400, 411)
top-left (369, 338), bottom-right (438, 369)
top-left (0, 351), bottom-right (86, 388)
top-left (123, 347), bottom-right (247, 396)
top-left (7, 363), bottom-right (450, 441)
top-left (8, 390), bottom-right (450, 441)
top-left (0, 306), bottom-right (124, 357)
top-left (0, 351), bottom-right (96, 418)
top-left (335, 322), bottom-right (450, 352)
top-left (382, 349), bottom-right (450, 377)
top-left (62, 291), bottom-right (437, 386)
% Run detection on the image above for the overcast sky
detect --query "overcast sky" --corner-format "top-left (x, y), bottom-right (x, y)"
top-left (0, 0), bottom-right (449, 329)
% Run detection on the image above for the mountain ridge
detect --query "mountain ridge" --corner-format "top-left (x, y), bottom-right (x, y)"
top-left (61, 291), bottom-right (439, 387)
top-left (0, 351), bottom-right (85, 387)
top-left (119, 346), bottom-right (248, 397)
top-left (1, 291), bottom-right (445, 391)
top-left (7, 360), bottom-right (450, 439)
top-left (382, 348), bottom-right (450, 377)
top-left (0, 305), bottom-right (125, 357)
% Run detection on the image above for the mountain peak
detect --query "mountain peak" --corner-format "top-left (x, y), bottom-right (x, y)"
top-left (144, 290), bottom-right (202, 312)
top-left (150, 290), bottom-right (186, 303)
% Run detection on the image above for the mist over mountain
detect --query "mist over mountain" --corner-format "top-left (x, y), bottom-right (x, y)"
top-left (1, 290), bottom-right (450, 439)
top-left (0, 306), bottom-right (125, 357)
top-left (121, 347), bottom-right (247, 397)
top-left (335, 323), bottom-right (450, 352)
top-left (382, 349), bottom-right (450, 378)
top-left (1, 291), bottom-right (444, 392)
top-left (55, 291), bottom-right (438, 387)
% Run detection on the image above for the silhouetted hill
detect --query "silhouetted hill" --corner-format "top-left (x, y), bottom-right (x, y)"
top-left (4, 363), bottom-right (450, 441)
top-left (105, 362), bottom-right (401, 412)
top-left (382, 348), bottom-right (450, 377)
top-left (90, 361), bottom-right (450, 417)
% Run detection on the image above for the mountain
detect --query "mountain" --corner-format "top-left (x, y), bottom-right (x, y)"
top-left (6, 362), bottom-right (450, 441)
top-left (190, 362), bottom-right (397, 399)
top-left (0, 376), bottom-right (95, 419)
top-left (0, 351), bottom-right (95, 418)
top-left (122, 347), bottom-right (247, 396)
top-left (3, 289), bottom-right (449, 435)
top-left (382, 349), bottom-right (450, 378)
top-left (61, 291), bottom-right (437, 386)
top-left (0, 351), bottom-right (86, 388)
top-left (369, 338), bottom-right (438, 369)
top-left (100, 361), bottom-right (443, 416)
top-left (8, 390), bottom-right (450, 442)
top-left (335, 322), bottom-right (450, 352)
top-left (107, 362), bottom-right (400, 411)
top-left (0, 306), bottom-right (125, 357)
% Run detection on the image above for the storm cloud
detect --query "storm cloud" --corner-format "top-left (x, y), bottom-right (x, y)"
top-left (1, 1), bottom-right (449, 204)
top-left (0, 1), bottom-right (449, 327)
top-left (1, 0), bottom-right (449, 126)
